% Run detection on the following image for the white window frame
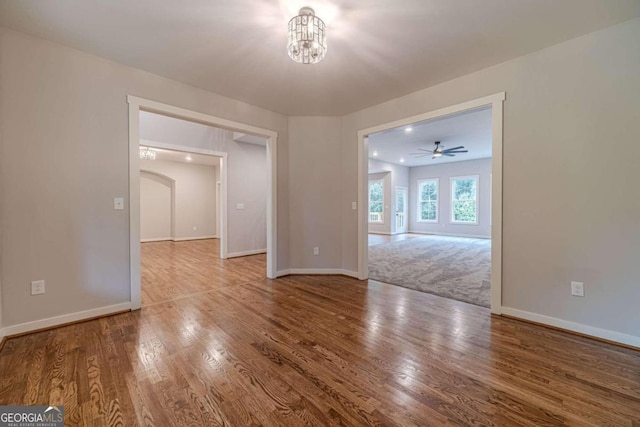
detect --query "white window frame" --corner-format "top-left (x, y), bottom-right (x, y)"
top-left (416, 178), bottom-right (439, 223)
top-left (368, 179), bottom-right (384, 224)
top-left (450, 175), bottom-right (479, 225)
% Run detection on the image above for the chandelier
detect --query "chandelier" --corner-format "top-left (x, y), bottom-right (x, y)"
top-left (287, 7), bottom-right (327, 64)
top-left (139, 147), bottom-right (156, 161)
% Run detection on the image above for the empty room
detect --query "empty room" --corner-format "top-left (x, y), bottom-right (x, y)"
top-left (367, 107), bottom-right (493, 308)
top-left (138, 110), bottom-right (270, 305)
top-left (1, 1), bottom-right (639, 425)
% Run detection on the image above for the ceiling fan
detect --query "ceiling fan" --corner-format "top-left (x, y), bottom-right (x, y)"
top-left (411, 141), bottom-right (468, 159)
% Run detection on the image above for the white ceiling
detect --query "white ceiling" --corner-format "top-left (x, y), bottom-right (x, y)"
top-left (140, 147), bottom-right (220, 167)
top-left (368, 107), bottom-right (491, 167)
top-left (1, 1), bottom-right (639, 115)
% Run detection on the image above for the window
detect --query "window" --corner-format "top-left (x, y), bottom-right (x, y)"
top-left (368, 180), bottom-right (384, 223)
top-left (417, 179), bottom-right (438, 222)
top-left (451, 176), bottom-right (479, 224)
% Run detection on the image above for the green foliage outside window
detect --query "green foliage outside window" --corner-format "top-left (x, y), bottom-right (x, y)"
top-left (452, 178), bottom-right (477, 223)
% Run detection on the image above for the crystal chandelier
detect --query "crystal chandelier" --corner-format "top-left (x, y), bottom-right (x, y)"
top-left (287, 7), bottom-right (327, 64)
top-left (139, 147), bottom-right (156, 160)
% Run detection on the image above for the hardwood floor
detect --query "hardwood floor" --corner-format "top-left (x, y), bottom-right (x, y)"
top-left (141, 239), bottom-right (265, 306)
top-left (1, 241), bottom-right (639, 426)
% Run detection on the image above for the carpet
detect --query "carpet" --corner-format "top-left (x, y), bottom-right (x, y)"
top-left (368, 235), bottom-right (491, 307)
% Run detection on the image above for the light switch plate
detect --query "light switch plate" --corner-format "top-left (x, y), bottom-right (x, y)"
top-left (114, 197), bottom-right (124, 210)
top-left (352, 201), bottom-right (357, 210)
top-left (571, 281), bottom-right (584, 297)
top-left (236, 203), bottom-right (245, 210)
top-left (31, 280), bottom-right (45, 295)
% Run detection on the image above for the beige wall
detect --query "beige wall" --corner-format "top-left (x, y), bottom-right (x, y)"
top-left (140, 112), bottom-right (268, 255)
top-left (1, 17), bottom-right (639, 342)
top-left (141, 160), bottom-right (218, 241)
top-left (140, 172), bottom-right (173, 240)
top-left (0, 27), bottom-right (288, 327)
top-left (288, 117), bottom-right (343, 270)
top-left (342, 18), bottom-right (640, 337)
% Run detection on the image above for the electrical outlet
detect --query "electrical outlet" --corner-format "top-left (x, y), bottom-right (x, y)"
top-left (313, 247), bottom-right (319, 256)
top-left (113, 197), bottom-right (124, 210)
top-left (571, 281), bottom-right (584, 297)
top-left (352, 201), bottom-right (357, 210)
top-left (31, 280), bottom-right (45, 295)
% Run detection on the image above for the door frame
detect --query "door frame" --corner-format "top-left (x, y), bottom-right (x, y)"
top-left (128, 95), bottom-right (278, 310)
top-left (357, 92), bottom-right (505, 314)
top-left (395, 186), bottom-right (408, 234)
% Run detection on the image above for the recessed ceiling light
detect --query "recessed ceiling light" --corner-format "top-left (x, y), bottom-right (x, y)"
top-left (186, 155), bottom-right (192, 161)
top-left (372, 151), bottom-right (378, 157)
top-left (400, 158), bottom-right (405, 163)
top-left (405, 127), bottom-right (413, 133)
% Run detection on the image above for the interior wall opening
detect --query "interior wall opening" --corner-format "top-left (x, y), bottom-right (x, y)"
top-left (366, 106), bottom-right (493, 308)
top-left (128, 96), bottom-right (278, 309)
top-left (357, 93), bottom-right (505, 314)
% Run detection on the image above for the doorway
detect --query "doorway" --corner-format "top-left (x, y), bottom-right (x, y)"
top-left (128, 96), bottom-right (278, 310)
top-left (395, 187), bottom-right (408, 234)
top-left (358, 93), bottom-right (505, 313)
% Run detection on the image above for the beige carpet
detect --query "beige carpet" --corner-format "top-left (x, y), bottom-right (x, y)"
top-left (368, 235), bottom-right (491, 307)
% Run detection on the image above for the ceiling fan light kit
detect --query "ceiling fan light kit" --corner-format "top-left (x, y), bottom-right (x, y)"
top-left (410, 141), bottom-right (469, 160)
top-left (287, 7), bottom-right (327, 64)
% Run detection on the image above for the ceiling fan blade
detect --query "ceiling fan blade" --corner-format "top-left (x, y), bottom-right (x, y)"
top-left (443, 153), bottom-right (456, 157)
top-left (416, 148), bottom-right (432, 152)
top-left (411, 154), bottom-right (430, 158)
top-left (444, 150), bottom-right (468, 154)
top-left (410, 153), bottom-right (430, 156)
top-left (443, 146), bottom-right (465, 151)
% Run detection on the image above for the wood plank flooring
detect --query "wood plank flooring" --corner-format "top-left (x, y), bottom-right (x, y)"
top-left (141, 239), bottom-right (265, 306)
top-left (1, 240), bottom-right (639, 425)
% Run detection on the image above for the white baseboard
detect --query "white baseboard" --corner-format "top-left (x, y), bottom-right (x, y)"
top-left (281, 268), bottom-right (361, 278)
top-left (368, 231), bottom-right (393, 235)
top-left (226, 249), bottom-right (266, 258)
top-left (141, 237), bottom-right (173, 243)
top-left (501, 307), bottom-right (640, 348)
top-left (1, 302), bottom-right (132, 337)
top-left (408, 230), bottom-right (491, 239)
top-left (173, 235), bottom-right (217, 242)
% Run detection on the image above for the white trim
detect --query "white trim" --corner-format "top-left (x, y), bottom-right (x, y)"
top-left (172, 235), bottom-right (218, 242)
top-left (1, 302), bottom-right (132, 337)
top-left (407, 231), bottom-right (491, 239)
top-left (394, 186), bottom-right (408, 234)
top-left (226, 249), bottom-right (267, 258)
top-left (358, 92), bottom-right (506, 312)
top-left (141, 237), bottom-right (174, 243)
top-left (490, 98), bottom-right (504, 314)
top-left (286, 269), bottom-right (361, 278)
top-left (140, 139), bottom-right (227, 158)
top-left (416, 178), bottom-right (439, 223)
top-left (368, 231), bottom-right (394, 235)
top-left (128, 96), bottom-right (279, 311)
top-left (501, 307), bottom-right (640, 349)
top-left (142, 236), bottom-right (218, 243)
top-left (450, 175), bottom-right (479, 225)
